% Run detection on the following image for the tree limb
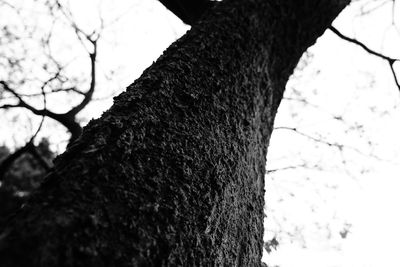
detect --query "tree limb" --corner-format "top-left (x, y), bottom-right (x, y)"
top-left (329, 25), bottom-right (400, 92)
top-left (0, 81), bottom-right (60, 121)
top-left (66, 40), bottom-right (97, 117)
top-left (0, 81), bottom-right (82, 142)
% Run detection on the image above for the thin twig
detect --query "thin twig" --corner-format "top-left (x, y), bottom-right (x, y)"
top-left (273, 126), bottom-right (396, 164)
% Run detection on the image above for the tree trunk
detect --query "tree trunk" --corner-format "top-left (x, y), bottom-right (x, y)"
top-left (0, 0), bottom-right (349, 266)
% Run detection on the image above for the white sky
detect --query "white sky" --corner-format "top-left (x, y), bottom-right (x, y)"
top-left (1, 0), bottom-right (400, 266)
top-left (265, 1), bottom-right (400, 266)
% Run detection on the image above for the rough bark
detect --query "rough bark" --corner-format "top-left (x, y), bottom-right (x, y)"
top-left (0, 0), bottom-right (349, 266)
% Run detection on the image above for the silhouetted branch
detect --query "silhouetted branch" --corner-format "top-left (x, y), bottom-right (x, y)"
top-left (0, 81), bottom-right (61, 122)
top-left (275, 126), bottom-right (342, 148)
top-left (66, 40), bottom-right (97, 117)
top-left (329, 26), bottom-right (400, 92)
top-left (0, 80), bottom-right (82, 142)
top-left (2, 87), bottom-right (84, 98)
top-left (329, 26), bottom-right (396, 61)
top-left (0, 103), bottom-right (19, 109)
top-left (0, 0), bottom-right (110, 144)
top-left (274, 126), bottom-right (396, 164)
top-left (49, 1), bottom-right (100, 118)
top-left (389, 61), bottom-right (400, 89)
top-left (266, 164), bottom-right (308, 174)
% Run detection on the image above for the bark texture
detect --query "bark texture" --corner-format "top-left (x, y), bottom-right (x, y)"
top-left (0, 0), bottom-right (349, 266)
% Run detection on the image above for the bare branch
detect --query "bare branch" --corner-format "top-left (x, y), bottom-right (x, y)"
top-left (66, 40), bottom-right (97, 117)
top-left (329, 26), bottom-right (397, 61)
top-left (274, 126), bottom-right (396, 164)
top-left (389, 61), bottom-right (400, 89)
top-left (274, 126), bottom-right (343, 148)
top-left (0, 103), bottom-right (19, 109)
top-left (0, 81), bottom-right (81, 141)
top-left (329, 26), bottom-right (400, 92)
top-left (3, 87), bottom-right (85, 98)
top-left (266, 163), bottom-right (308, 174)
top-left (0, 81), bottom-right (58, 119)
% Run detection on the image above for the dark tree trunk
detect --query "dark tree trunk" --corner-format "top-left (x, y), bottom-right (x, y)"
top-left (0, 0), bottom-right (348, 266)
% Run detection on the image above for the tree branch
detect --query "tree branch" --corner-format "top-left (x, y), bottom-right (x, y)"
top-left (274, 126), bottom-right (394, 163)
top-left (3, 87), bottom-right (85, 98)
top-left (274, 126), bottom-right (343, 148)
top-left (0, 81), bottom-right (59, 120)
top-left (329, 26), bottom-right (400, 92)
top-left (66, 40), bottom-right (97, 117)
top-left (266, 163), bottom-right (308, 174)
top-left (0, 81), bottom-right (82, 142)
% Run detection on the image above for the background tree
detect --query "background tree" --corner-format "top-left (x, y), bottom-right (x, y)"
top-left (0, 0), bottom-right (187, 227)
top-left (0, 0), bottom-right (105, 175)
top-left (0, 0), bottom-right (112, 226)
top-left (0, 138), bottom-right (54, 228)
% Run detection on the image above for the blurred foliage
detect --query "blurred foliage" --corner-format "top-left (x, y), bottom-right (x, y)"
top-left (264, 236), bottom-right (279, 254)
top-left (0, 139), bottom-right (54, 227)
